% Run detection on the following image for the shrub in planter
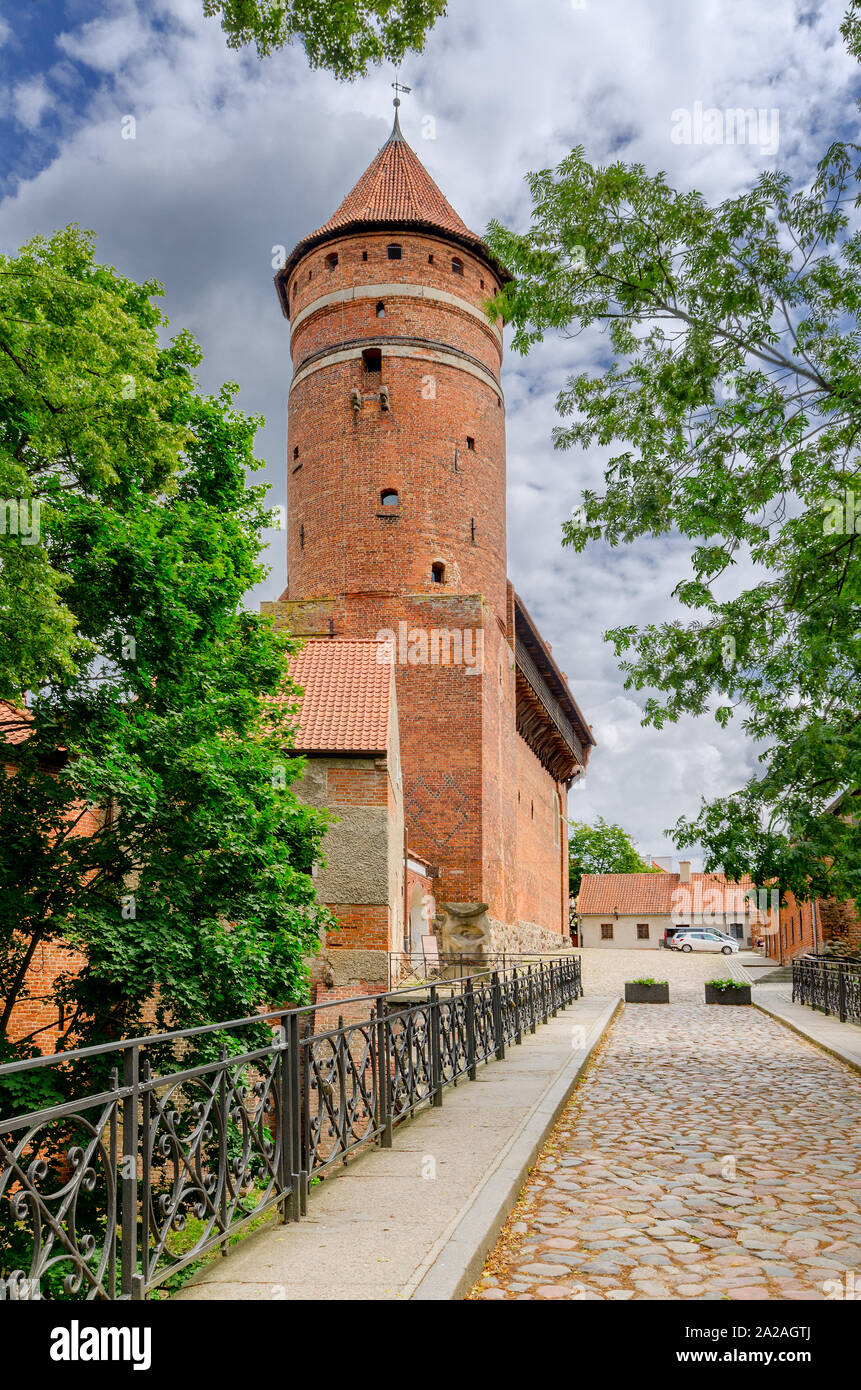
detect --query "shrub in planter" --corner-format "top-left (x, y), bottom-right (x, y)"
top-left (705, 978), bottom-right (751, 1005)
top-left (625, 977), bottom-right (670, 1003)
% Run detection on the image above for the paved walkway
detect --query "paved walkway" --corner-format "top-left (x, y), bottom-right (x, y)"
top-left (174, 994), bottom-right (616, 1301)
top-left (471, 973), bottom-right (861, 1301)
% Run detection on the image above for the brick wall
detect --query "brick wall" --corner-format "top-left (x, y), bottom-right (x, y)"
top-left (778, 891), bottom-right (861, 961)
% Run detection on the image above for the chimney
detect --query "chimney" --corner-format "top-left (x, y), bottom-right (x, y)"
top-left (679, 860), bottom-right (691, 883)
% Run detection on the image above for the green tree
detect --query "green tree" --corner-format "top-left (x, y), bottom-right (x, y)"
top-left (0, 226), bottom-right (332, 1103)
top-left (568, 817), bottom-right (654, 897)
top-left (203, 0), bottom-right (446, 77)
top-left (488, 7), bottom-right (861, 906)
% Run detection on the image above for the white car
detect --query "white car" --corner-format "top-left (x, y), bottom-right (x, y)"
top-left (672, 929), bottom-right (739, 955)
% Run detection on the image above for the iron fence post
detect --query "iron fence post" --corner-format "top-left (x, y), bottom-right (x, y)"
top-left (492, 971), bottom-right (505, 1060)
top-left (299, 1019), bottom-right (311, 1216)
top-left (838, 964), bottom-right (847, 1023)
top-left (429, 986), bottom-right (443, 1106)
top-left (275, 1019), bottom-right (290, 1222)
top-left (218, 1043), bottom-right (228, 1248)
top-left (120, 1043), bottom-right (139, 1300)
top-left (539, 961), bottom-right (548, 1024)
top-left (527, 964), bottom-right (536, 1033)
top-left (287, 1012), bottom-right (302, 1221)
top-left (376, 1001), bottom-right (393, 1146)
top-left (513, 968), bottom-right (522, 1045)
top-left (465, 976), bottom-right (477, 1080)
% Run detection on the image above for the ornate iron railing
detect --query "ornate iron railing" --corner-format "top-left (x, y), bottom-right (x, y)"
top-left (0, 958), bottom-right (582, 1301)
top-left (791, 954), bottom-right (861, 1025)
top-left (386, 949), bottom-right (578, 990)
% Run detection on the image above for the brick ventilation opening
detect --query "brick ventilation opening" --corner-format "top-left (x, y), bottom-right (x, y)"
top-left (387, 244), bottom-right (402, 260)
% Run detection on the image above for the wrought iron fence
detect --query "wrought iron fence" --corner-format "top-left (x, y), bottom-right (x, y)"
top-left (386, 948), bottom-right (578, 989)
top-left (0, 957), bottom-right (582, 1301)
top-left (791, 954), bottom-right (861, 1026)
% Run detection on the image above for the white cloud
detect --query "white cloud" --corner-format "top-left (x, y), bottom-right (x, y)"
top-left (12, 76), bottom-right (53, 130)
top-left (1, 0), bottom-right (856, 862)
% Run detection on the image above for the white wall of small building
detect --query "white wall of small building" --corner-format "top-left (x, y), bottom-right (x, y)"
top-left (580, 913), bottom-right (756, 949)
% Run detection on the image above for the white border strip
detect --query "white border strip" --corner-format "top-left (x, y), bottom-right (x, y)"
top-left (291, 282), bottom-right (503, 348)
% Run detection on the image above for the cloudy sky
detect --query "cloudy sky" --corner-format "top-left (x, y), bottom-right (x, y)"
top-left (1, 0), bottom-right (858, 862)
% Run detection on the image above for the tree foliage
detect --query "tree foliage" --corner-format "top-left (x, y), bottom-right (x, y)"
top-left (202, 0), bottom-right (447, 77)
top-left (0, 227), bottom-right (332, 1106)
top-left (568, 816), bottom-right (655, 897)
top-left (487, 9), bottom-right (861, 904)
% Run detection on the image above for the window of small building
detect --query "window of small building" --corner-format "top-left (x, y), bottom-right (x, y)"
top-left (451, 257), bottom-right (464, 276)
top-left (362, 348), bottom-right (382, 374)
top-left (381, 490), bottom-right (399, 507)
top-left (729, 922), bottom-right (744, 939)
top-left (387, 244), bottom-right (402, 260)
top-left (601, 923), bottom-right (613, 941)
top-left (431, 561), bottom-right (445, 584)
top-left (325, 253), bottom-right (338, 271)
top-left (637, 923), bottom-right (649, 940)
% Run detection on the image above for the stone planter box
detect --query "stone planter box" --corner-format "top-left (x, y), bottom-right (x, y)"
top-left (705, 983), bottom-right (751, 1005)
top-left (624, 982), bottom-right (669, 1003)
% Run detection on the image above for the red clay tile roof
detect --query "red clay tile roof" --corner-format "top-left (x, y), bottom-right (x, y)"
top-left (286, 639), bottom-right (392, 754)
top-left (318, 127), bottom-right (474, 242)
top-left (276, 116), bottom-right (510, 310)
top-left (578, 871), bottom-right (764, 921)
top-left (0, 700), bottom-right (33, 746)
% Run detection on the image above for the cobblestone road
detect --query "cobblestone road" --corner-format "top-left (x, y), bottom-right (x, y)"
top-left (470, 954), bottom-right (861, 1301)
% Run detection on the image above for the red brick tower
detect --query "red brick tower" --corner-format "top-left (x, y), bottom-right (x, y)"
top-left (264, 104), bottom-right (594, 954)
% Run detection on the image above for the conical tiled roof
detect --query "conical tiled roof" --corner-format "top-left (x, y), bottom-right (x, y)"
top-left (276, 110), bottom-right (509, 314)
top-left (317, 109), bottom-right (474, 242)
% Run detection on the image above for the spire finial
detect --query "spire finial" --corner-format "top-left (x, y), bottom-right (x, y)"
top-left (390, 76), bottom-right (411, 141)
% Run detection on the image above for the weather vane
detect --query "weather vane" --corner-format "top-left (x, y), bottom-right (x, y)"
top-left (392, 77), bottom-right (412, 109)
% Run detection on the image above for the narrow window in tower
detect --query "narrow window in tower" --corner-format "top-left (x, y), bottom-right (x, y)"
top-left (428, 254), bottom-right (435, 265)
top-left (470, 517), bottom-right (476, 544)
top-left (451, 257), bottom-right (464, 276)
top-left (362, 348), bottom-right (382, 375)
top-left (292, 282), bottom-right (297, 298)
top-left (480, 278), bottom-right (485, 289)
top-left (300, 524), bottom-right (305, 549)
top-left (431, 562), bottom-right (445, 584)
top-left (387, 244), bottom-right (402, 260)
top-left (326, 253), bottom-right (338, 271)
top-left (381, 490), bottom-right (399, 507)
top-left (362, 250), bottom-right (368, 261)
top-left (293, 446), bottom-right (300, 460)
top-left (308, 269), bottom-right (312, 279)
top-left (376, 301), bottom-right (386, 318)
top-left (466, 436), bottom-right (475, 451)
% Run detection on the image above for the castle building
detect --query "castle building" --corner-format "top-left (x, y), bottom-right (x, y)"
top-left (263, 102), bottom-right (594, 981)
